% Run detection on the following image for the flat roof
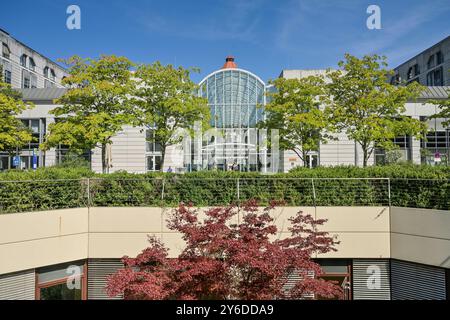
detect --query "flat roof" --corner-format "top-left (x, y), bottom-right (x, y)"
top-left (17, 88), bottom-right (67, 102)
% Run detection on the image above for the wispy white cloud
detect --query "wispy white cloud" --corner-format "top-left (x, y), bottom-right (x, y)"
top-left (349, 1), bottom-right (450, 57)
top-left (131, 0), bottom-right (267, 43)
top-left (273, 0), bottom-right (450, 67)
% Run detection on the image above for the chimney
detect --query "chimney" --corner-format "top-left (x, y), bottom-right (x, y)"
top-left (222, 56), bottom-right (237, 69)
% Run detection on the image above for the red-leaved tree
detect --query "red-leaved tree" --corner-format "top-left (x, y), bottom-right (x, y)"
top-left (106, 200), bottom-right (342, 300)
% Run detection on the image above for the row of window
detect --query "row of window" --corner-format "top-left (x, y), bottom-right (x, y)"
top-left (392, 50), bottom-right (445, 86)
top-left (20, 54), bottom-right (56, 80)
top-left (28, 258), bottom-right (354, 300)
top-left (1, 41), bottom-right (58, 87)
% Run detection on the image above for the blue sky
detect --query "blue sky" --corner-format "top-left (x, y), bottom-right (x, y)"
top-left (1, 0), bottom-right (449, 83)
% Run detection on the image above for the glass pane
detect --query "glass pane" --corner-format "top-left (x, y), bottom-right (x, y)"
top-left (147, 156), bottom-right (154, 171)
top-left (155, 156), bottom-right (162, 171)
top-left (38, 261), bottom-right (85, 284)
top-left (40, 282), bottom-right (82, 300)
top-left (31, 120), bottom-right (40, 134)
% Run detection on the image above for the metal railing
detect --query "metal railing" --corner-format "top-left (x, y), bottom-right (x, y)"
top-left (0, 177), bottom-right (449, 214)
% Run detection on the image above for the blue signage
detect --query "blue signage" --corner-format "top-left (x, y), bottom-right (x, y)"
top-left (13, 156), bottom-right (20, 167)
top-left (32, 149), bottom-right (38, 170)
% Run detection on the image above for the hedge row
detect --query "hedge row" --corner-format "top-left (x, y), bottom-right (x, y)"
top-left (0, 165), bottom-right (449, 213)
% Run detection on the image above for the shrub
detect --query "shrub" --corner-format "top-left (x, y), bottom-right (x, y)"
top-left (0, 164), bottom-right (449, 213)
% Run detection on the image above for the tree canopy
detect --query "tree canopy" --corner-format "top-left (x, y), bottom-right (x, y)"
top-left (0, 66), bottom-right (33, 158)
top-left (326, 54), bottom-right (427, 166)
top-left (263, 76), bottom-right (332, 167)
top-left (40, 55), bottom-right (135, 173)
top-left (133, 62), bottom-right (210, 171)
top-left (106, 200), bottom-right (342, 300)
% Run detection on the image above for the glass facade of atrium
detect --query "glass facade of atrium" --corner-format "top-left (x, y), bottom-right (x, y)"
top-left (199, 69), bottom-right (265, 128)
top-left (186, 67), bottom-right (276, 172)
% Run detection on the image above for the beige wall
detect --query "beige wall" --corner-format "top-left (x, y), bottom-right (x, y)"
top-left (0, 208), bottom-right (89, 275)
top-left (391, 207), bottom-right (450, 268)
top-left (1, 205), bottom-right (447, 275)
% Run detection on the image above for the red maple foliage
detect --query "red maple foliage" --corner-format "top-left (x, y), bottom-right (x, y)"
top-left (106, 200), bottom-right (343, 300)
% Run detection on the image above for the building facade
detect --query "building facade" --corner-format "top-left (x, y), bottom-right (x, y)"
top-left (1, 31), bottom-right (449, 172)
top-left (0, 29), bottom-right (66, 89)
top-left (0, 29), bottom-right (67, 171)
top-left (0, 205), bottom-right (449, 300)
top-left (392, 36), bottom-right (450, 86)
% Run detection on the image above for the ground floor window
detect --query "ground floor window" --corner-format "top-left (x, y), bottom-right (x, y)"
top-left (147, 155), bottom-right (162, 172)
top-left (316, 259), bottom-right (352, 300)
top-left (0, 153), bottom-right (45, 171)
top-left (421, 130), bottom-right (450, 165)
top-left (56, 147), bottom-right (91, 166)
top-left (36, 261), bottom-right (87, 300)
top-left (375, 135), bottom-right (412, 165)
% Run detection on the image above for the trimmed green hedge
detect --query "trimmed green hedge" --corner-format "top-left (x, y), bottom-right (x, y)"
top-left (0, 165), bottom-right (449, 213)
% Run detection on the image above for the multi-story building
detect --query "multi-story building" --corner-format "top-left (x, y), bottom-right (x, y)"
top-left (280, 70), bottom-right (450, 169)
top-left (0, 28), bottom-right (67, 171)
top-left (0, 29), bottom-right (66, 89)
top-left (391, 36), bottom-right (450, 86)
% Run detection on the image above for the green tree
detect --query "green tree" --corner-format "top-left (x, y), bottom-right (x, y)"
top-left (0, 66), bottom-right (33, 168)
top-left (263, 76), bottom-right (332, 167)
top-left (133, 62), bottom-right (209, 171)
top-left (40, 55), bottom-right (135, 173)
top-left (326, 54), bottom-right (427, 167)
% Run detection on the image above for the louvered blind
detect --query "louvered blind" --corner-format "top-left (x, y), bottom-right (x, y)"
top-left (353, 259), bottom-right (391, 300)
top-left (391, 260), bottom-right (446, 300)
top-left (0, 269), bottom-right (35, 300)
top-left (88, 259), bottom-right (124, 300)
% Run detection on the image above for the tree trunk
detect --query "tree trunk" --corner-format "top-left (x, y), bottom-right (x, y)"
top-left (101, 143), bottom-right (107, 174)
top-left (160, 146), bottom-right (166, 172)
top-left (363, 148), bottom-right (368, 167)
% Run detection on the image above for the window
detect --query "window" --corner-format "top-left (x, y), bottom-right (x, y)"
top-left (20, 54), bottom-right (27, 67)
top-left (427, 67), bottom-right (444, 86)
top-left (21, 118), bottom-right (45, 149)
top-left (421, 129), bottom-right (449, 165)
top-left (436, 51), bottom-right (444, 65)
top-left (36, 261), bottom-right (87, 300)
top-left (29, 57), bottom-right (36, 71)
top-left (315, 259), bottom-right (352, 300)
top-left (375, 135), bottom-right (412, 165)
top-left (146, 129), bottom-right (163, 172)
top-left (22, 70), bottom-right (31, 88)
top-left (43, 66), bottom-right (49, 77)
top-left (30, 74), bottom-right (37, 88)
top-left (147, 155), bottom-right (162, 171)
top-left (4, 69), bottom-right (11, 84)
top-left (145, 130), bottom-right (162, 152)
top-left (50, 68), bottom-right (56, 81)
top-left (2, 42), bottom-right (10, 59)
top-left (427, 54), bottom-right (435, 69)
top-left (407, 67), bottom-right (413, 80)
top-left (407, 64), bottom-right (420, 80)
top-left (2, 60), bottom-right (12, 84)
top-left (414, 64), bottom-right (420, 76)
